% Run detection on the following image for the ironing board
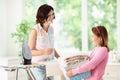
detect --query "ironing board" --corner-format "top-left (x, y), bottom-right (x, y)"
top-left (0, 64), bottom-right (46, 80)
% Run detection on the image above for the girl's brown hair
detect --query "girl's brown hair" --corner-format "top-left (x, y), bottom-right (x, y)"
top-left (92, 26), bottom-right (109, 51)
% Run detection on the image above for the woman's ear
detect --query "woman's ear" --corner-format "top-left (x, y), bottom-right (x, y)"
top-left (47, 17), bottom-right (51, 21)
top-left (42, 19), bottom-right (46, 24)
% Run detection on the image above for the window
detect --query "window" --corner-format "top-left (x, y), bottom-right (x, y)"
top-left (25, 0), bottom-right (117, 57)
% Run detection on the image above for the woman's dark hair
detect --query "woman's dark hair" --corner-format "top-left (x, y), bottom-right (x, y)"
top-left (92, 26), bottom-right (109, 51)
top-left (36, 4), bottom-right (54, 27)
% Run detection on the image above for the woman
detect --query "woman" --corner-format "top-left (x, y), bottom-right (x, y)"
top-left (28, 4), bottom-right (59, 80)
top-left (67, 26), bottom-right (109, 80)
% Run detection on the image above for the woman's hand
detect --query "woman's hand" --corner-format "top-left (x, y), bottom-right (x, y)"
top-left (44, 48), bottom-right (54, 55)
top-left (66, 69), bottom-right (73, 77)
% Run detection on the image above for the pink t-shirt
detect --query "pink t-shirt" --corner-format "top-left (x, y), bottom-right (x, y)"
top-left (72, 47), bottom-right (109, 80)
top-left (32, 24), bottom-right (54, 63)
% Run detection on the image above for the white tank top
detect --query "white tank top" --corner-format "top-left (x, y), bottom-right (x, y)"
top-left (32, 23), bottom-right (54, 63)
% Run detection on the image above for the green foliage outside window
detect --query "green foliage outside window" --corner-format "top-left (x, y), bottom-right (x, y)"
top-left (11, 19), bottom-right (34, 55)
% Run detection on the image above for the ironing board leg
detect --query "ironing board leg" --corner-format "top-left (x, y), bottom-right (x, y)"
top-left (16, 68), bottom-right (19, 80)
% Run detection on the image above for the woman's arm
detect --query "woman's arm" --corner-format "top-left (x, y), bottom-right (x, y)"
top-left (54, 49), bottom-right (60, 58)
top-left (28, 29), bottom-right (53, 56)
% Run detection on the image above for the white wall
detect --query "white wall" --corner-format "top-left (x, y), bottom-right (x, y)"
top-left (0, 0), bottom-right (7, 56)
top-left (117, 0), bottom-right (120, 51)
top-left (0, 0), bottom-right (24, 57)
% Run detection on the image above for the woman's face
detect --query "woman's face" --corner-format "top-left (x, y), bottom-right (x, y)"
top-left (46, 10), bottom-right (55, 24)
top-left (91, 32), bottom-right (101, 47)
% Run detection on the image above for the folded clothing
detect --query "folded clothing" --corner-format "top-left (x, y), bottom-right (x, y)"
top-left (58, 54), bottom-right (91, 80)
top-left (64, 55), bottom-right (89, 70)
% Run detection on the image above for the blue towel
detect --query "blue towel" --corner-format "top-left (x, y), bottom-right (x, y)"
top-left (70, 71), bottom-right (91, 80)
top-left (65, 71), bottom-right (91, 80)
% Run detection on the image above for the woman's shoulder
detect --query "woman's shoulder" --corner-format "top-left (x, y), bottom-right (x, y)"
top-left (31, 24), bottom-right (42, 32)
top-left (29, 25), bottom-right (38, 35)
top-left (31, 24), bottom-right (38, 30)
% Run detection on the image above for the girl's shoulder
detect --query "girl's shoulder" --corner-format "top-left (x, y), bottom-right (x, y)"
top-left (96, 47), bottom-right (108, 53)
top-left (100, 47), bottom-right (107, 49)
top-left (96, 46), bottom-right (107, 49)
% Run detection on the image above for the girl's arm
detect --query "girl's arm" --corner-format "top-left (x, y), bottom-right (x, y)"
top-left (68, 47), bottom-right (108, 76)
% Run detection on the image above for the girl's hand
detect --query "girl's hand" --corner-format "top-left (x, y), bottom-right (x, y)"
top-left (66, 69), bottom-right (73, 77)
